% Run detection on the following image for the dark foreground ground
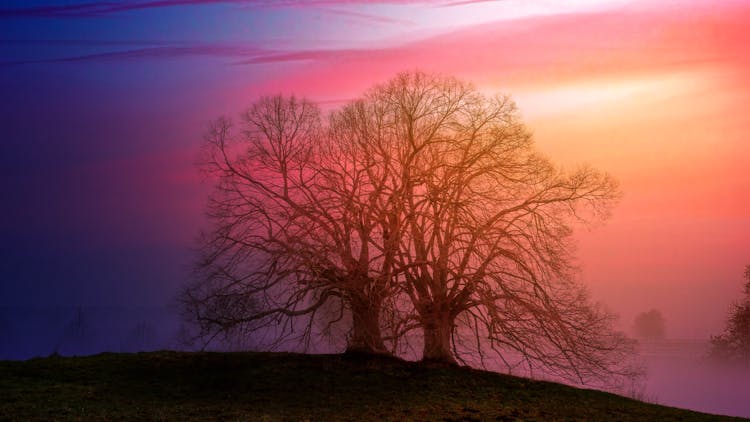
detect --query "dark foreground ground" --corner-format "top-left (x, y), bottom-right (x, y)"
top-left (0, 351), bottom-right (744, 421)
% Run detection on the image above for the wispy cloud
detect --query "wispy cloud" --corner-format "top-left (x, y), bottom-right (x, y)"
top-left (0, 1), bottom-right (214, 18)
top-left (234, 48), bottom-right (379, 65)
top-left (317, 7), bottom-right (414, 25)
top-left (0, 0), bottom-right (446, 18)
top-left (225, 0), bottom-right (750, 102)
top-left (439, 0), bottom-right (500, 6)
top-left (0, 39), bottom-right (191, 46)
top-left (7, 0), bottom-right (748, 75)
top-left (0, 35), bottom-right (386, 66)
top-left (1, 44), bottom-right (265, 65)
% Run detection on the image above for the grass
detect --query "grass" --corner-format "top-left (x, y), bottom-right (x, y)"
top-left (0, 351), bottom-right (744, 421)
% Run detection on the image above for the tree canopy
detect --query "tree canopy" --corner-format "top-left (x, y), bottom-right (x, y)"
top-left (182, 71), bottom-right (637, 385)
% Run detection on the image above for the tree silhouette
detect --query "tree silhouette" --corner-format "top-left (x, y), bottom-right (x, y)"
top-left (339, 73), bottom-right (634, 384)
top-left (633, 309), bottom-right (666, 341)
top-left (182, 96), bottom-right (395, 353)
top-left (710, 265), bottom-right (750, 364)
top-left (182, 71), bottom-right (637, 384)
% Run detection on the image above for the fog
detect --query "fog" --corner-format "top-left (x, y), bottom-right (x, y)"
top-left (2, 306), bottom-right (748, 418)
top-left (636, 340), bottom-right (750, 418)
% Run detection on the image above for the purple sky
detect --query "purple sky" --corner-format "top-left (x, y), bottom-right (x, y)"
top-left (1, 0), bottom-right (749, 341)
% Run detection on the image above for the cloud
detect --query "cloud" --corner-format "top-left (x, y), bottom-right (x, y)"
top-left (1, 44), bottom-right (265, 66)
top-left (233, 48), bottom-right (381, 65)
top-left (317, 7), bottom-right (414, 25)
top-left (6, 0), bottom-right (750, 79)
top-left (0, 39), bottom-right (190, 46)
top-left (277, 1), bottom-right (750, 83)
top-left (0, 0), bottom-right (447, 18)
top-left (9, 1), bottom-right (749, 78)
top-left (439, 0), bottom-right (500, 6)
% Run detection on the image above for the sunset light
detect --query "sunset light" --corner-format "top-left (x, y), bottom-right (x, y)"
top-left (1, 0), bottom-right (749, 419)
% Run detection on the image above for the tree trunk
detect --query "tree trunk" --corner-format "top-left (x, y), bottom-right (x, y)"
top-left (346, 293), bottom-right (388, 355)
top-left (421, 309), bottom-right (456, 364)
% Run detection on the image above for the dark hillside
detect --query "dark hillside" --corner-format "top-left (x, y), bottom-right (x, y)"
top-left (0, 351), bottom-right (743, 421)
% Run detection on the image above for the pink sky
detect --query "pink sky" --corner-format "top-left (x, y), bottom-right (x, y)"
top-left (239, 0), bottom-right (750, 338)
top-left (2, 0), bottom-right (747, 337)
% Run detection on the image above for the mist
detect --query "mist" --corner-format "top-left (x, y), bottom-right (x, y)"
top-left (2, 0), bottom-right (749, 419)
top-left (1, 305), bottom-right (748, 418)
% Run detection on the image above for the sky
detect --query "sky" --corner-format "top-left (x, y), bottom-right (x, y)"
top-left (1, 0), bottom-right (749, 342)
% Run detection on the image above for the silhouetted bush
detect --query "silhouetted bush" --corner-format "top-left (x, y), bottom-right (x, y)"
top-left (710, 265), bottom-right (750, 364)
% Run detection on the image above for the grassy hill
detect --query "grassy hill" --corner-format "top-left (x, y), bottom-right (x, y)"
top-left (0, 351), bottom-right (743, 421)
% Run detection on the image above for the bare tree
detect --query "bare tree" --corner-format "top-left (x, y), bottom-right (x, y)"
top-left (336, 72), bottom-right (636, 384)
top-left (710, 265), bottom-right (750, 364)
top-left (183, 72), bottom-right (638, 386)
top-left (182, 96), bottom-right (395, 354)
top-left (633, 309), bottom-right (666, 341)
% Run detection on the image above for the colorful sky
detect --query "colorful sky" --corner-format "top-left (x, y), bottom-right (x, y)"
top-left (1, 0), bottom-right (748, 339)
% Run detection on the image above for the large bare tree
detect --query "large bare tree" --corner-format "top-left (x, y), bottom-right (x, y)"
top-left (332, 72), bottom-right (636, 384)
top-left (183, 72), bottom-right (637, 385)
top-left (182, 96), bottom-right (394, 353)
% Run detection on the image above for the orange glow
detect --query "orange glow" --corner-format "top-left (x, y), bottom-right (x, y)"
top-left (249, 0), bottom-right (750, 338)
